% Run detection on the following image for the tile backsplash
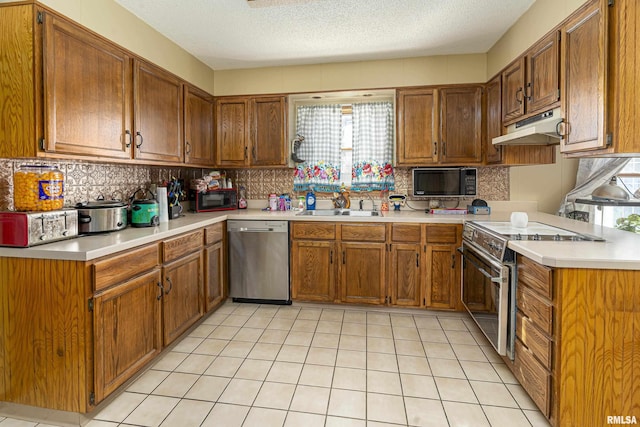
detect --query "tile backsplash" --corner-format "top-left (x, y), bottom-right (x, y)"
top-left (0, 158), bottom-right (509, 210)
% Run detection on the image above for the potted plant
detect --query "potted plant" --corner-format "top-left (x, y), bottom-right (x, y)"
top-left (615, 213), bottom-right (640, 234)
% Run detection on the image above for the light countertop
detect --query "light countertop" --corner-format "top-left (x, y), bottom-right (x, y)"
top-left (1, 208), bottom-right (639, 270)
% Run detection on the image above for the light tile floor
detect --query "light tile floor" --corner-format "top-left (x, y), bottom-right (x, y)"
top-left (0, 302), bottom-right (552, 427)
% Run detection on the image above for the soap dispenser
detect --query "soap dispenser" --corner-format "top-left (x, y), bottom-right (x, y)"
top-left (305, 188), bottom-right (316, 210)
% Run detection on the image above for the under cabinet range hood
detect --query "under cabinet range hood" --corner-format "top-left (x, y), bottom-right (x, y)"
top-left (492, 108), bottom-right (562, 146)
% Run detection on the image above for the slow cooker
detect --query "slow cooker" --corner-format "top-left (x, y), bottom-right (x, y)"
top-left (75, 201), bottom-right (128, 234)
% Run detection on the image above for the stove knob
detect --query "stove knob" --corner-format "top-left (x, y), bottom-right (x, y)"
top-left (553, 234), bottom-right (562, 241)
top-left (515, 234), bottom-right (522, 240)
top-left (571, 235), bottom-right (582, 241)
top-left (533, 234), bottom-right (541, 241)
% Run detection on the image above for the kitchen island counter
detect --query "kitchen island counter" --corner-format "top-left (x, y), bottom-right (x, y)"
top-left (1, 209), bottom-right (639, 269)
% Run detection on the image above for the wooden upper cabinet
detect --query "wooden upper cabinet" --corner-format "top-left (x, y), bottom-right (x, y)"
top-left (250, 96), bottom-right (287, 166)
top-left (216, 97), bottom-right (249, 167)
top-left (184, 85), bottom-right (215, 166)
top-left (439, 86), bottom-right (483, 164)
top-left (526, 31), bottom-right (560, 114)
top-left (485, 75), bottom-right (503, 164)
top-left (560, 1), bottom-right (608, 154)
top-left (133, 60), bottom-right (184, 163)
top-left (396, 88), bottom-right (438, 165)
top-left (502, 57), bottom-right (526, 124)
top-left (502, 32), bottom-right (560, 126)
top-left (42, 12), bottom-right (132, 159)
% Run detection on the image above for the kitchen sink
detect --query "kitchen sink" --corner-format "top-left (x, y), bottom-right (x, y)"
top-left (297, 209), bottom-right (381, 217)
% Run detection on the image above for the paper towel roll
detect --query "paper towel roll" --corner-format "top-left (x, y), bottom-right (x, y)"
top-left (157, 187), bottom-right (169, 223)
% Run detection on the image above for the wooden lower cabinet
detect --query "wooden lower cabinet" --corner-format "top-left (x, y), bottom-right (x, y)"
top-left (291, 240), bottom-right (337, 302)
top-left (93, 269), bottom-right (162, 403)
top-left (161, 251), bottom-right (204, 346)
top-left (204, 223), bottom-right (226, 312)
top-left (389, 243), bottom-right (421, 306)
top-left (340, 242), bottom-right (386, 305)
top-left (424, 224), bottom-right (462, 310)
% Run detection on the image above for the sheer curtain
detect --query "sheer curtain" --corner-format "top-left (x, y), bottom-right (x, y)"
top-left (558, 157), bottom-right (631, 215)
top-left (351, 102), bottom-right (395, 191)
top-left (293, 105), bottom-right (343, 192)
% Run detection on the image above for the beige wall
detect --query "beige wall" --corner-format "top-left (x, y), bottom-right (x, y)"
top-left (214, 54), bottom-right (487, 96)
top-left (38, 0), bottom-right (215, 93)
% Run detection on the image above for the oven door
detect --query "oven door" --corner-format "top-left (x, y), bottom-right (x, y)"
top-left (459, 242), bottom-right (513, 358)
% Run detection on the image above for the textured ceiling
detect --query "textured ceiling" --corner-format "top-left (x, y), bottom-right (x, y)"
top-left (115, 0), bottom-right (535, 70)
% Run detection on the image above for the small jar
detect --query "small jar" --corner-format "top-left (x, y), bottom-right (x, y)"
top-left (268, 193), bottom-right (278, 211)
top-left (13, 165), bottom-right (65, 211)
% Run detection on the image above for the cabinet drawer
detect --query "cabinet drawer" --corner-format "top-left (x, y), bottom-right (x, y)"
top-left (516, 311), bottom-right (553, 369)
top-left (341, 223), bottom-right (386, 242)
top-left (162, 229), bottom-right (204, 263)
top-left (425, 225), bottom-right (460, 244)
top-left (93, 244), bottom-right (159, 292)
top-left (517, 285), bottom-right (553, 335)
top-left (517, 255), bottom-right (553, 299)
top-left (291, 222), bottom-right (336, 240)
top-left (391, 223), bottom-right (421, 243)
top-left (513, 339), bottom-right (552, 417)
top-left (205, 222), bottom-right (224, 245)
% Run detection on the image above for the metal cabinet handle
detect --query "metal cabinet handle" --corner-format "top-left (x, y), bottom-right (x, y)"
top-left (164, 276), bottom-right (173, 294)
top-left (416, 252), bottom-right (419, 268)
top-left (451, 254), bottom-right (455, 269)
top-left (556, 120), bottom-right (568, 137)
top-left (433, 141), bottom-right (438, 156)
top-left (185, 141), bottom-right (191, 155)
top-left (330, 250), bottom-right (333, 264)
top-left (157, 282), bottom-right (164, 300)
top-left (135, 131), bottom-right (144, 148)
top-left (244, 146), bottom-right (248, 160)
top-left (342, 251), bottom-right (346, 265)
top-left (125, 130), bottom-right (132, 148)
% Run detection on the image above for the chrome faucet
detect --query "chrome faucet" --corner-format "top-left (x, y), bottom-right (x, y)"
top-left (366, 192), bottom-right (377, 212)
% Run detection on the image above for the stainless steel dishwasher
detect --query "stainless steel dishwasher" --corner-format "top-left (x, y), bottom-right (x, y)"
top-left (227, 220), bottom-right (291, 304)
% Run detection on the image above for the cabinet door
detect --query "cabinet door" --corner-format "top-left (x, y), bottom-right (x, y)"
top-left (216, 97), bottom-right (249, 167)
top-left (526, 31), bottom-right (560, 114)
top-left (560, 2), bottom-right (608, 153)
top-left (93, 269), bottom-right (162, 403)
top-left (162, 251), bottom-right (203, 346)
top-left (396, 88), bottom-right (438, 165)
top-left (291, 240), bottom-right (336, 302)
top-left (389, 243), bottom-right (421, 307)
top-left (502, 57), bottom-right (526, 124)
top-left (439, 86), bottom-right (483, 164)
top-left (250, 96), bottom-right (287, 166)
top-left (184, 85), bottom-right (215, 166)
top-left (43, 13), bottom-right (132, 159)
top-left (133, 60), bottom-right (183, 163)
top-left (340, 242), bottom-right (386, 305)
top-left (485, 76), bottom-right (503, 164)
top-left (425, 244), bottom-right (459, 310)
top-left (204, 241), bottom-right (225, 312)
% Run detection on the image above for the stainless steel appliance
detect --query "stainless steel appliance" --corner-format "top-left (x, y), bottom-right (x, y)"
top-left (412, 167), bottom-right (477, 198)
top-left (75, 201), bottom-right (127, 234)
top-left (190, 188), bottom-right (237, 212)
top-left (0, 209), bottom-right (78, 247)
top-left (227, 220), bottom-right (291, 304)
top-left (460, 220), bottom-right (605, 360)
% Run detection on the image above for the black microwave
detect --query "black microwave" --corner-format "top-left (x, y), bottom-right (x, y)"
top-left (412, 167), bottom-right (477, 197)
top-left (189, 188), bottom-right (237, 212)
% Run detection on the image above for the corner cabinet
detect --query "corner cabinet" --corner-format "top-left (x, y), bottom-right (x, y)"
top-left (185, 85), bottom-right (216, 166)
top-left (396, 86), bottom-right (482, 166)
top-left (216, 95), bottom-right (288, 167)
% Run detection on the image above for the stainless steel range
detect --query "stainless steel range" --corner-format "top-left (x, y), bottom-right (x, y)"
top-left (459, 220), bottom-right (604, 360)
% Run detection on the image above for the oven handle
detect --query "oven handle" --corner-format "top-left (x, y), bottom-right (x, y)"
top-left (457, 247), bottom-right (503, 284)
